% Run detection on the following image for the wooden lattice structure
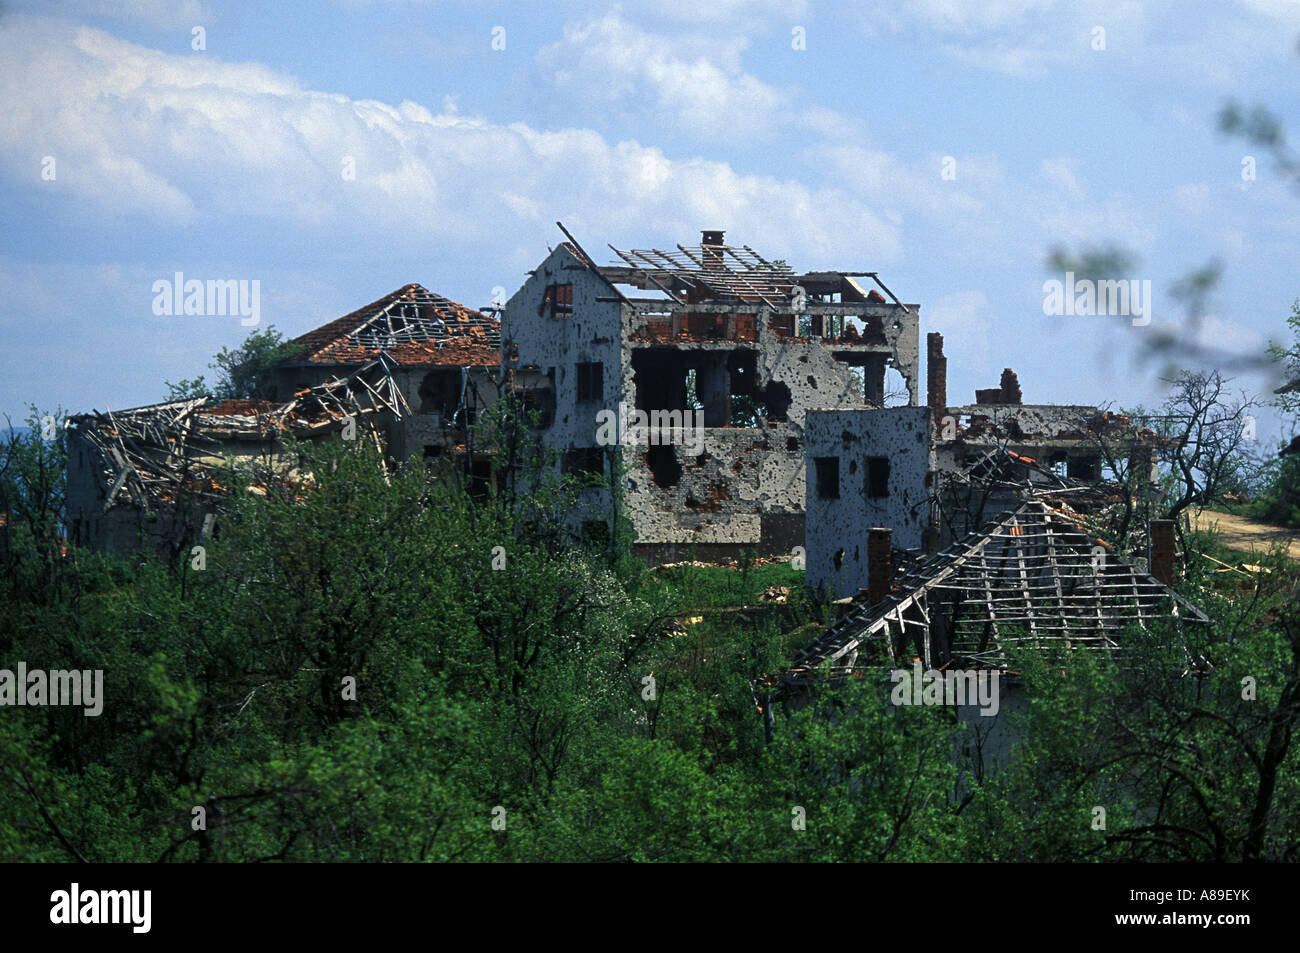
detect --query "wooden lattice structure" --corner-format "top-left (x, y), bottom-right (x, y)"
top-left (771, 499), bottom-right (1210, 691)
top-left (68, 356), bottom-right (410, 513)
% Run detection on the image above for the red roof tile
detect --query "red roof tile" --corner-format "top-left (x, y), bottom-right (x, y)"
top-left (285, 283), bottom-right (500, 367)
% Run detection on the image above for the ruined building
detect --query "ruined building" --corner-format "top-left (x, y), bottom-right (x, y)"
top-left (758, 504), bottom-right (1207, 764)
top-left (67, 284), bottom-right (500, 553)
top-left (805, 332), bottom-right (1165, 599)
top-left (270, 283), bottom-right (502, 464)
top-left (500, 228), bottom-right (919, 561)
top-left (772, 335), bottom-right (1197, 753)
top-left (69, 229), bottom-right (1163, 583)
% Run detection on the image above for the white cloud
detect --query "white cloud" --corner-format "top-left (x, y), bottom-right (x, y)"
top-left (941, 37), bottom-right (1075, 79)
top-left (0, 14), bottom-right (905, 265)
top-left (537, 14), bottom-right (792, 140)
top-left (613, 0), bottom-right (809, 26)
top-left (897, 0), bottom-right (1057, 35)
top-left (1040, 157), bottom-right (1085, 199)
top-left (1237, 0), bottom-right (1300, 26)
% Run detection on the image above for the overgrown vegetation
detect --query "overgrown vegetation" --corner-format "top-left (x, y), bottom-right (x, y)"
top-left (2, 395), bottom-right (1298, 862)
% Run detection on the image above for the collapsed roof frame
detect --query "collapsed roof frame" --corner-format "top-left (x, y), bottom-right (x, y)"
top-left (769, 498), bottom-right (1211, 692)
top-left (346, 286), bottom-right (501, 351)
top-left (602, 240), bottom-right (910, 310)
top-left (69, 356), bottom-right (411, 513)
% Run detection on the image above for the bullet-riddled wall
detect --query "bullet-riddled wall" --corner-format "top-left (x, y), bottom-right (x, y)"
top-left (805, 406), bottom-right (935, 597)
top-left (502, 241), bottom-right (923, 560)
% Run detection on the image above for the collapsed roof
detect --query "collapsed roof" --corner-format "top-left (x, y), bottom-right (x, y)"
top-left (68, 358), bottom-right (410, 511)
top-left (283, 283), bottom-right (500, 368)
top-left (768, 498), bottom-right (1209, 691)
top-left (599, 234), bottom-right (906, 309)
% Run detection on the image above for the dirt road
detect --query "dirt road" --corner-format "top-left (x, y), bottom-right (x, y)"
top-left (1191, 508), bottom-right (1300, 560)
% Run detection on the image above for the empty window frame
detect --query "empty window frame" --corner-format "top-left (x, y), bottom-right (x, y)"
top-left (576, 361), bottom-right (604, 403)
top-left (866, 456), bottom-right (890, 498)
top-left (563, 447), bottom-right (604, 477)
top-left (814, 456), bottom-right (840, 499)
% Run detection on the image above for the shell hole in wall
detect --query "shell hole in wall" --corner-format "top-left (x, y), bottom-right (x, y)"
top-left (645, 444), bottom-right (681, 488)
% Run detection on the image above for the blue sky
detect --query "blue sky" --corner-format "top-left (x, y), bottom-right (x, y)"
top-left (2, 0), bottom-right (1298, 443)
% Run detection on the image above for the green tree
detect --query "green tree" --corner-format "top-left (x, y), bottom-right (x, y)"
top-left (209, 326), bottom-right (296, 401)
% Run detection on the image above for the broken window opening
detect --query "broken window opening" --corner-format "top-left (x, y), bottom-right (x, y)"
top-left (468, 458), bottom-right (494, 503)
top-left (418, 368), bottom-right (463, 425)
top-left (866, 456), bottom-right (890, 498)
top-left (815, 456), bottom-right (840, 499)
top-left (632, 350), bottom-right (689, 418)
top-left (543, 283), bottom-right (574, 319)
top-left (683, 368), bottom-right (705, 413)
top-left (580, 519), bottom-right (611, 549)
top-left (763, 381), bottom-right (792, 422)
top-left (882, 366), bottom-right (908, 408)
top-left (636, 350), bottom-right (747, 427)
top-left (576, 362), bottom-right (604, 404)
top-left (516, 384), bottom-right (555, 429)
top-left (645, 444), bottom-right (682, 488)
top-left (1068, 455), bottom-right (1101, 481)
top-left (562, 446), bottom-right (605, 479)
top-left (724, 350), bottom-right (774, 427)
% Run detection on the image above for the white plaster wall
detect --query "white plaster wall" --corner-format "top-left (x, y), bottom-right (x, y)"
top-left (805, 406), bottom-right (935, 596)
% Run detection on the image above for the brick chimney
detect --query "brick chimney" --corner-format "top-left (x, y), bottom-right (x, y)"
top-left (927, 332), bottom-right (947, 427)
top-left (867, 527), bottom-right (893, 604)
top-left (701, 230), bottom-right (725, 268)
top-left (1150, 519), bottom-right (1176, 586)
top-left (999, 368), bottom-right (1023, 405)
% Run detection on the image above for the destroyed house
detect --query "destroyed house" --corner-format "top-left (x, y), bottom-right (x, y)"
top-left (806, 346), bottom-right (1165, 599)
top-left (500, 228), bottom-right (920, 561)
top-left (789, 353), bottom-right (1190, 762)
top-left (67, 284), bottom-right (500, 554)
top-left (926, 333), bottom-right (1164, 492)
top-left (759, 499), bottom-right (1210, 762)
top-left (785, 499), bottom-right (1207, 684)
top-left (66, 358), bottom-right (411, 553)
top-left (272, 283), bottom-right (503, 463)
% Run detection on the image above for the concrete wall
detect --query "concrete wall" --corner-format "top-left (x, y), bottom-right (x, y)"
top-left (805, 406), bottom-right (935, 597)
top-left (620, 423), bottom-right (806, 551)
top-left (502, 244), bottom-right (624, 502)
top-left (498, 244), bottom-right (928, 559)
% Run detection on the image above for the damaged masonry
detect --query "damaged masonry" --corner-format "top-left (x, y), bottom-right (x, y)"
top-left (69, 231), bottom-right (923, 559)
top-left (500, 227), bottom-right (920, 562)
top-left (777, 322), bottom-right (1208, 749)
top-left (64, 226), bottom-right (1211, 734)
